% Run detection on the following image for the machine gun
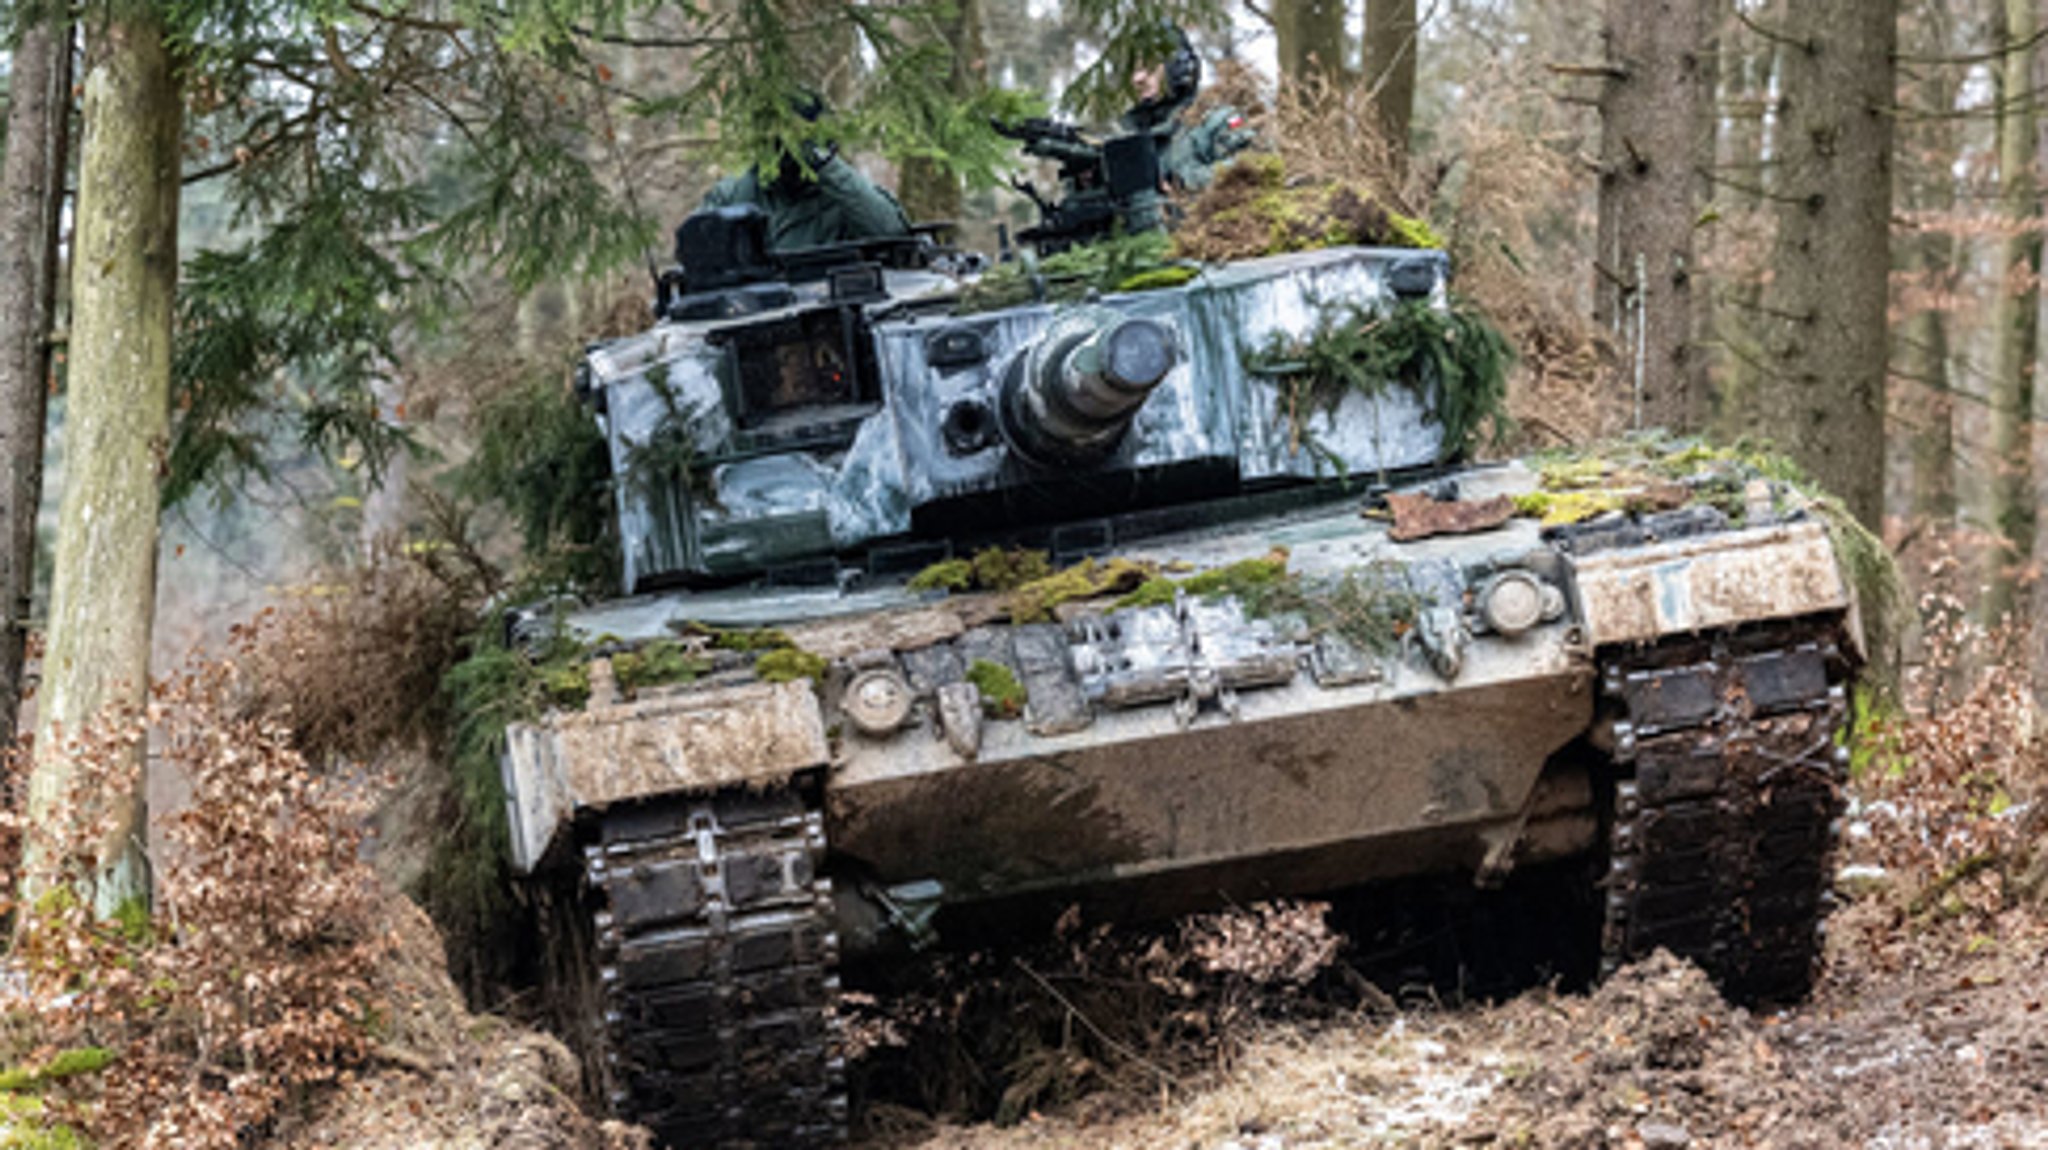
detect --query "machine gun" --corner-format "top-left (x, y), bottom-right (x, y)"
top-left (994, 116), bottom-right (1167, 255)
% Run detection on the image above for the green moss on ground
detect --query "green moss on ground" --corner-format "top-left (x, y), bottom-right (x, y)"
top-left (0, 1095), bottom-right (85, 1150)
top-left (0, 1047), bottom-right (109, 1150)
top-left (0, 1048), bottom-right (115, 1094)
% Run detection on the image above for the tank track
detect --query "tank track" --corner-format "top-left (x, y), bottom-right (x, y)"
top-left (1598, 616), bottom-right (1851, 1004)
top-left (578, 787), bottom-right (846, 1148)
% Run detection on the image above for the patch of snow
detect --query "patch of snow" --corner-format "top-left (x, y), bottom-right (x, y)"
top-left (1353, 1035), bottom-right (1499, 1138)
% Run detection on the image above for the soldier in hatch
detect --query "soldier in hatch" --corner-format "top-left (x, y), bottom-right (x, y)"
top-left (697, 93), bottom-right (913, 250)
top-left (1122, 26), bottom-right (1257, 194)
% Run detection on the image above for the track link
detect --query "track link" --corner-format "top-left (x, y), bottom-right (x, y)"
top-left (580, 787), bottom-right (846, 1148)
top-left (1599, 617), bottom-right (1852, 1004)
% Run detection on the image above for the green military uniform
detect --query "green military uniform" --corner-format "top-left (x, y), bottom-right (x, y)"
top-left (1162, 105), bottom-right (1256, 192)
top-left (699, 158), bottom-right (913, 251)
top-left (1120, 98), bottom-right (1256, 195)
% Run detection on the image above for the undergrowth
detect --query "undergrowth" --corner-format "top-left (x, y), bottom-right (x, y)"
top-left (450, 371), bottom-right (616, 593)
top-left (0, 647), bottom-right (389, 1148)
top-left (850, 900), bottom-right (1344, 1131)
top-left (238, 543), bottom-right (478, 765)
top-left (1843, 541), bottom-right (2047, 933)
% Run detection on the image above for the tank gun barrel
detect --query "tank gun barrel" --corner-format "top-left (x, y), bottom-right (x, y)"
top-left (999, 311), bottom-right (1177, 467)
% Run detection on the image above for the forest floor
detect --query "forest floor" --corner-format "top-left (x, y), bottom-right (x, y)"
top-left (295, 808), bottom-right (2047, 1150)
top-left (866, 893), bottom-right (2048, 1149)
top-left (269, 707), bottom-right (2047, 1150)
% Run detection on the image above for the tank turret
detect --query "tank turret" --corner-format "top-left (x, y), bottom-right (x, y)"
top-left (587, 237), bottom-right (1451, 589)
top-left (999, 309), bottom-right (1177, 467)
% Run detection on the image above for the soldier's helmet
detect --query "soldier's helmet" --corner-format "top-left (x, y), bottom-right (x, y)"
top-left (769, 90), bottom-right (840, 196)
top-left (1161, 25), bottom-right (1201, 105)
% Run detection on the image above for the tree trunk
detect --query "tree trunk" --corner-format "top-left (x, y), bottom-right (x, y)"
top-left (1276, 0), bottom-right (1351, 87)
top-left (1986, 0), bottom-right (2039, 628)
top-left (23, 8), bottom-right (180, 918)
top-left (1902, 226), bottom-right (1959, 531)
top-left (898, 0), bottom-right (984, 222)
top-left (1596, 0), bottom-right (1712, 432)
top-left (0, 18), bottom-right (73, 752)
top-left (1749, 0), bottom-right (1895, 530)
top-left (1900, 2), bottom-right (1959, 540)
top-left (1362, 0), bottom-right (1418, 168)
top-left (1708, 0), bottom-right (1778, 438)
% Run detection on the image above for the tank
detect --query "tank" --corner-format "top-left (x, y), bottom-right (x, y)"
top-left (503, 149), bottom-right (1861, 1148)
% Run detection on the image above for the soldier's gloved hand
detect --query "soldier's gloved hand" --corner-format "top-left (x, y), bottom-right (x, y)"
top-left (1198, 106), bottom-right (1256, 164)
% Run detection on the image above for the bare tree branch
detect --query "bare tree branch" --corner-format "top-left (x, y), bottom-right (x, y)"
top-left (1896, 24), bottom-right (2048, 67)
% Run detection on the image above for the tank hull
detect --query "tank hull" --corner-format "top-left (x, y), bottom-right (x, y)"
top-left (505, 476), bottom-right (1852, 922)
top-left (826, 630), bottom-right (1591, 918)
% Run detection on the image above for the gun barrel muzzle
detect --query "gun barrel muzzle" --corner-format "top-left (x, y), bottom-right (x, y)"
top-left (1001, 312), bottom-right (1177, 467)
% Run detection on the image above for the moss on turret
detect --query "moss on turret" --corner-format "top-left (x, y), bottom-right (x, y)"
top-left (907, 547), bottom-right (1055, 596)
top-left (958, 231), bottom-right (1190, 314)
top-left (1174, 154), bottom-right (1444, 263)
